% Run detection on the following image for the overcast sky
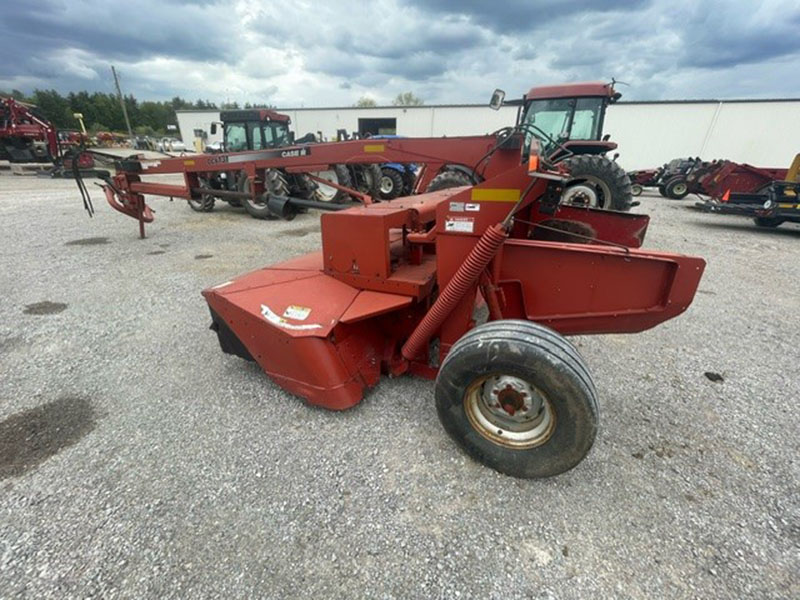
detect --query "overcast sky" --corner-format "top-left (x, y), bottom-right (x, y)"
top-left (1, 0), bottom-right (798, 106)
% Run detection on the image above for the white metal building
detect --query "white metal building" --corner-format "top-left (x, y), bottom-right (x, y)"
top-left (177, 99), bottom-right (800, 171)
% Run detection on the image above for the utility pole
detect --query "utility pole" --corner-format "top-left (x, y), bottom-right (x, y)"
top-left (111, 65), bottom-right (134, 141)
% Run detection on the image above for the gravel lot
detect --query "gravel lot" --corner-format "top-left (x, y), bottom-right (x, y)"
top-left (0, 173), bottom-right (798, 599)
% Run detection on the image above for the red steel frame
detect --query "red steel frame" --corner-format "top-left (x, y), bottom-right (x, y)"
top-left (202, 162), bottom-right (705, 410)
top-left (102, 134), bottom-right (649, 246)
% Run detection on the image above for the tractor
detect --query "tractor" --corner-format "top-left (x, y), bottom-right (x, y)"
top-left (426, 83), bottom-right (633, 211)
top-left (0, 97), bottom-right (59, 163)
top-left (200, 109), bottom-right (380, 219)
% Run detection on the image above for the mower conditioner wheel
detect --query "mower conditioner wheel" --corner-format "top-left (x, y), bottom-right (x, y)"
top-left (435, 319), bottom-right (598, 478)
top-left (631, 183), bottom-right (643, 197)
top-left (379, 167), bottom-right (405, 200)
top-left (425, 169), bottom-right (473, 192)
top-left (560, 155), bottom-right (632, 211)
top-left (753, 216), bottom-right (784, 228)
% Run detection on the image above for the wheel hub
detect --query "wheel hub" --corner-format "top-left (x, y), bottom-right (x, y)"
top-left (464, 374), bottom-right (555, 449)
top-left (562, 184), bottom-right (599, 208)
top-left (380, 176), bottom-right (394, 194)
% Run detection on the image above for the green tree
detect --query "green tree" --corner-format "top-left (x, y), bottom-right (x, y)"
top-left (355, 96), bottom-right (377, 107)
top-left (392, 92), bottom-right (423, 106)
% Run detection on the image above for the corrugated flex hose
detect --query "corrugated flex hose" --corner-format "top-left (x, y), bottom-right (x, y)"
top-left (401, 223), bottom-right (507, 361)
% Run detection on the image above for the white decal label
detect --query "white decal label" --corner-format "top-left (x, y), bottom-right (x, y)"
top-left (444, 218), bottom-right (474, 233)
top-left (465, 203), bottom-right (481, 211)
top-left (141, 161), bottom-right (161, 170)
top-left (283, 305), bottom-right (311, 320)
top-left (449, 201), bottom-right (465, 212)
top-left (261, 305), bottom-right (322, 330)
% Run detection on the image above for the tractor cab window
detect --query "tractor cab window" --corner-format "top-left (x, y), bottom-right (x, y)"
top-left (224, 123), bottom-right (248, 152)
top-left (248, 122), bottom-right (264, 149)
top-left (261, 123), bottom-right (290, 148)
top-left (570, 98), bottom-right (603, 140)
top-left (521, 96), bottom-right (605, 156)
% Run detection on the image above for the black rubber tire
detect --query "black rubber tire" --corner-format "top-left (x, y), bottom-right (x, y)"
top-left (312, 164), bottom-right (353, 203)
top-left (356, 164), bottom-right (382, 198)
top-left (559, 155), bottom-right (632, 211)
top-left (425, 170), bottom-right (473, 192)
top-left (241, 171), bottom-right (279, 220)
top-left (753, 216), bottom-right (784, 228)
top-left (658, 184), bottom-right (667, 197)
top-left (631, 183), bottom-right (643, 197)
top-left (188, 178), bottom-right (216, 212)
top-left (664, 176), bottom-right (690, 199)
top-left (435, 320), bottom-right (598, 479)
top-left (379, 167), bottom-right (405, 200)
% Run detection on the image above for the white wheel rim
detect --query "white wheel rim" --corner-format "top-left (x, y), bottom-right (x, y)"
top-left (380, 175), bottom-right (394, 194)
top-left (311, 170), bottom-right (339, 202)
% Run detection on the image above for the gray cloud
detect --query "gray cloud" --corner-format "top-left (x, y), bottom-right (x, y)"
top-left (1, 0), bottom-right (798, 105)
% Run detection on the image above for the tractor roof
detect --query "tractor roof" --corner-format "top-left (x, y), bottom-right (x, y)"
top-left (220, 109), bottom-right (291, 124)
top-left (526, 82), bottom-right (619, 102)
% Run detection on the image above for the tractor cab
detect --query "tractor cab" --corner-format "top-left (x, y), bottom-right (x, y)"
top-left (492, 83), bottom-right (621, 162)
top-left (213, 109), bottom-right (294, 152)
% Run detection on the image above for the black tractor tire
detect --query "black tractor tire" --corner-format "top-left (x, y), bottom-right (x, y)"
top-left (559, 155), bottom-right (632, 211)
top-left (657, 184), bottom-right (667, 197)
top-left (753, 216), bottom-right (784, 228)
top-left (188, 178), bottom-right (216, 212)
top-left (631, 183), bottom-right (643, 197)
top-left (355, 164), bottom-right (382, 199)
top-left (241, 171), bottom-right (279, 220)
top-left (425, 169), bottom-right (473, 192)
top-left (664, 176), bottom-right (690, 199)
top-left (435, 320), bottom-right (598, 479)
top-left (378, 167), bottom-right (405, 200)
top-left (311, 164), bottom-right (353, 203)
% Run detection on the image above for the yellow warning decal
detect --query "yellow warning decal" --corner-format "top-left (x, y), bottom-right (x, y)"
top-left (183, 160), bottom-right (196, 166)
top-left (778, 203), bottom-right (799, 209)
top-left (363, 144), bottom-right (385, 153)
top-left (470, 188), bottom-right (519, 203)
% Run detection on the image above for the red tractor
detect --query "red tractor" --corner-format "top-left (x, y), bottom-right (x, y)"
top-left (0, 97), bottom-right (59, 163)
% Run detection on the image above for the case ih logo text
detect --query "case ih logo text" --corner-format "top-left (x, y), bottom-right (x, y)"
top-left (207, 155), bottom-right (229, 165)
top-left (281, 148), bottom-right (309, 158)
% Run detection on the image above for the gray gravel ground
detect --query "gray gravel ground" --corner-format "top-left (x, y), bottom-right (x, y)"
top-left (0, 173), bottom-right (798, 599)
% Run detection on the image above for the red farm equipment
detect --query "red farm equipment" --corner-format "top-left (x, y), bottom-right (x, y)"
top-left (93, 83), bottom-right (635, 237)
top-left (198, 108), bottom-right (381, 216)
top-left (200, 141), bottom-right (705, 478)
top-left (0, 97), bottom-right (59, 163)
top-left (696, 154), bottom-right (800, 229)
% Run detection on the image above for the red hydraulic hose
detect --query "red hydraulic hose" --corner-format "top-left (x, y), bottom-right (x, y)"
top-left (401, 223), bottom-right (508, 361)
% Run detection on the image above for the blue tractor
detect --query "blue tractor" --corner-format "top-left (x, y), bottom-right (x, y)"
top-left (369, 135), bottom-right (418, 200)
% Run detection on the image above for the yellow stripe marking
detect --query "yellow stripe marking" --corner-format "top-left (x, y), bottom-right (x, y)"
top-left (363, 144), bottom-right (385, 153)
top-left (470, 188), bottom-right (520, 203)
top-left (183, 160), bottom-right (195, 166)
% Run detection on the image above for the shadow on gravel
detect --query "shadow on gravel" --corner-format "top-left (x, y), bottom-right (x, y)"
top-left (65, 237), bottom-right (110, 246)
top-left (0, 397), bottom-right (95, 480)
top-left (689, 220), bottom-right (800, 238)
top-left (280, 226), bottom-right (319, 238)
top-left (147, 250), bottom-right (166, 255)
top-left (23, 301), bottom-right (67, 315)
top-left (195, 254), bottom-right (214, 259)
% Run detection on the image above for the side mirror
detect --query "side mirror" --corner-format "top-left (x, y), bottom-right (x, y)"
top-left (210, 123), bottom-right (217, 135)
top-left (288, 131), bottom-right (295, 144)
top-left (489, 89), bottom-right (506, 110)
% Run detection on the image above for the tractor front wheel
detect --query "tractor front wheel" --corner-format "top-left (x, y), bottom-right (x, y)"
top-left (379, 167), bottom-right (405, 200)
top-left (188, 178), bottom-right (216, 212)
top-left (631, 183), bottom-right (643, 196)
top-left (560, 155), bottom-right (632, 211)
top-left (310, 164), bottom-right (353, 203)
top-left (435, 320), bottom-right (598, 478)
top-left (664, 177), bottom-right (689, 199)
